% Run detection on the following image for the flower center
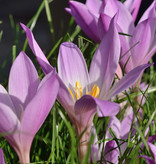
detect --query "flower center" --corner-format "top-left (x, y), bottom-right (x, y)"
top-left (69, 81), bottom-right (100, 100)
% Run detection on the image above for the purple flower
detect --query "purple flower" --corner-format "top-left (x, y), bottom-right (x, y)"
top-left (0, 52), bottom-right (59, 163)
top-left (141, 135), bottom-right (156, 164)
top-left (21, 15), bottom-right (151, 161)
top-left (0, 149), bottom-right (5, 164)
top-left (120, 1), bottom-right (156, 74)
top-left (66, 0), bottom-right (135, 42)
top-left (91, 114), bottom-right (134, 163)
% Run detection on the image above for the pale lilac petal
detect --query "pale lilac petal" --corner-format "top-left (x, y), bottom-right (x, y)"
top-left (89, 14), bottom-right (120, 99)
top-left (74, 95), bottom-right (97, 128)
top-left (0, 149), bottom-right (5, 164)
top-left (104, 140), bottom-right (119, 163)
top-left (139, 1), bottom-right (156, 23)
top-left (86, 0), bottom-right (102, 16)
top-left (57, 76), bottom-right (75, 123)
top-left (103, 0), bottom-right (134, 35)
top-left (129, 19), bottom-right (152, 68)
top-left (20, 23), bottom-right (53, 74)
top-left (0, 85), bottom-right (21, 149)
top-left (68, 1), bottom-right (100, 42)
top-left (91, 127), bottom-right (101, 162)
top-left (124, 0), bottom-right (141, 21)
top-left (8, 51), bottom-right (40, 108)
top-left (107, 64), bottom-right (152, 99)
top-left (120, 114), bottom-right (134, 138)
top-left (95, 98), bottom-right (120, 117)
top-left (58, 42), bottom-right (89, 90)
top-left (21, 71), bottom-right (59, 152)
top-left (106, 117), bottom-right (120, 139)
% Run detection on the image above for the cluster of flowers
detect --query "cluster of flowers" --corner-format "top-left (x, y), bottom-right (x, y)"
top-left (0, 0), bottom-right (156, 163)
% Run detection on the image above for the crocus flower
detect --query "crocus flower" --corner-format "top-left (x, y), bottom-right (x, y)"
top-left (21, 16), bottom-right (151, 162)
top-left (0, 149), bottom-right (5, 164)
top-left (120, 1), bottom-right (156, 74)
top-left (66, 0), bottom-right (135, 42)
top-left (0, 52), bottom-right (59, 163)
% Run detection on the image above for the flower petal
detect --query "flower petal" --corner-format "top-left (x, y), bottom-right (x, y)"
top-left (68, 1), bottom-right (100, 42)
top-left (86, 0), bottom-right (102, 16)
top-left (103, 0), bottom-right (134, 35)
top-left (148, 142), bottom-right (156, 163)
top-left (58, 42), bottom-right (89, 90)
top-left (139, 1), bottom-right (156, 23)
top-left (107, 63), bottom-right (152, 99)
top-left (20, 23), bottom-right (53, 74)
top-left (0, 149), bottom-right (5, 164)
top-left (104, 140), bottom-right (119, 164)
top-left (8, 51), bottom-right (40, 108)
top-left (74, 95), bottom-right (97, 129)
top-left (129, 19), bottom-right (152, 69)
top-left (21, 71), bottom-right (59, 152)
top-left (89, 14), bottom-right (120, 99)
top-left (124, 0), bottom-right (142, 21)
top-left (0, 85), bottom-right (21, 152)
top-left (95, 98), bottom-right (120, 117)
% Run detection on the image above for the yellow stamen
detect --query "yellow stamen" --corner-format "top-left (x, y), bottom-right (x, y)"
top-left (68, 81), bottom-right (100, 100)
top-left (87, 85), bottom-right (100, 98)
top-left (75, 81), bottom-right (82, 100)
top-left (69, 88), bottom-right (74, 99)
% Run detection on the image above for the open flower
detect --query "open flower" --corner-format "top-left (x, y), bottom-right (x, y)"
top-left (0, 52), bottom-right (59, 163)
top-left (21, 15), bottom-right (151, 162)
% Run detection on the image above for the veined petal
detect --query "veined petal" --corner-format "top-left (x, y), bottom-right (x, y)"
top-left (103, 0), bottom-right (134, 35)
top-left (0, 149), bottom-right (5, 164)
top-left (107, 64), bottom-right (152, 99)
top-left (58, 42), bottom-right (89, 90)
top-left (21, 71), bottom-right (59, 153)
top-left (95, 98), bottom-right (120, 117)
top-left (89, 14), bottom-right (120, 98)
top-left (57, 77), bottom-right (75, 122)
top-left (68, 1), bottom-right (100, 42)
top-left (8, 52), bottom-right (40, 108)
top-left (74, 95), bottom-right (97, 129)
top-left (20, 23), bottom-right (53, 74)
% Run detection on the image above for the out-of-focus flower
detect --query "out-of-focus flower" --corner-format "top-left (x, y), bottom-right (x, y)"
top-left (21, 15), bottom-right (151, 162)
top-left (141, 135), bottom-right (156, 164)
top-left (0, 149), bottom-right (5, 164)
top-left (91, 115), bottom-right (134, 164)
top-left (0, 52), bottom-right (59, 163)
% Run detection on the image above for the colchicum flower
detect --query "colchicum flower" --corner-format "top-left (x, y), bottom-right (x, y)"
top-left (66, 0), bottom-right (137, 42)
top-left (0, 52), bottom-right (59, 163)
top-left (21, 15), bottom-right (151, 162)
